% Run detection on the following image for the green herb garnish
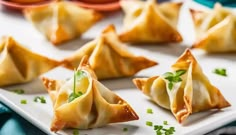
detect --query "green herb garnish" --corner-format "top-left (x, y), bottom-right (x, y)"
top-left (73, 129), bottom-right (79, 135)
top-left (123, 127), bottom-right (128, 132)
top-left (163, 121), bottom-right (168, 125)
top-left (147, 108), bottom-right (153, 114)
top-left (68, 91), bottom-right (83, 102)
top-left (68, 70), bottom-right (86, 102)
top-left (154, 125), bottom-right (162, 130)
top-left (163, 69), bottom-right (186, 90)
top-left (34, 96), bottom-right (46, 104)
top-left (213, 68), bottom-right (227, 76)
top-left (156, 130), bottom-right (162, 135)
top-left (153, 125), bottom-right (175, 135)
top-left (20, 99), bottom-right (27, 104)
top-left (13, 89), bottom-right (25, 94)
top-left (146, 121), bottom-right (153, 127)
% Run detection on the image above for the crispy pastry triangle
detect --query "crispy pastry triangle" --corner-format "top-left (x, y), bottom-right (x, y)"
top-left (119, 0), bottom-right (183, 44)
top-left (191, 4), bottom-right (236, 53)
top-left (0, 36), bottom-right (59, 86)
top-left (62, 24), bottom-right (157, 79)
top-left (42, 57), bottom-right (139, 131)
top-left (24, 1), bottom-right (102, 45)
top-left (133, 49), bottom-right (231, 123)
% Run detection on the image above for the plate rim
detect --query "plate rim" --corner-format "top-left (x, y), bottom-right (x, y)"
top-left (1, 88), bottom-right (236, 135)
top-left (69, 0), bottom-right (121, 11)
top-left (0, 0), bottom-right (56, 10)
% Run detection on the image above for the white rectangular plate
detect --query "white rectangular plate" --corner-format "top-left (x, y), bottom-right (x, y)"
top-left (1, 44), bottom-right (236, 135)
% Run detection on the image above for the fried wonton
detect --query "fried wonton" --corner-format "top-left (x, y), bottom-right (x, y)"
top-left (0, 36), bottom-right (59, 86)
top-left (62, 24), bottom-right (157, 79)
top-left (24, 1), bottom-right (102, 45)
top-left (42, 57), bottom-right (139, 131)
top-left (119, 0), bottom-right (183, 44)
top-left (191, 4), bottom-right (236, 53)
top-left (133, 49), bottom-right (231, 123)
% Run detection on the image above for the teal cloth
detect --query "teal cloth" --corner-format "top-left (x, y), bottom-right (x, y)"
top-left (194, 0), bottom-right (236, 8)
top-left (0, 102), bottom-right (46, 135)
top-left (1, 102), bottom-right (236, 135)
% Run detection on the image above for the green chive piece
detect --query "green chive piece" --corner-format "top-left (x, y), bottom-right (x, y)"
top-left (169, 127), bottom-right (175, 132)
top-left (165, 131), bottom-right (170, 135)
top-left (73, 129), bottom-right (79, 135)
top-left (123, 127), bottom-right (128, 132)
top-left (13, 89), bottom-right (25, 94)
top-left (34, 96), bottom-right (46, 104)
top-left (168, 82), bottom-right (173, 90)
top-left (162, 129), bottom-right (168, 132)
top-left (156, 130), bottom-right (162, 135)
top-left (154, 125), bottom-right (163, 131)
top-left (163, 72), bottom-right (174, 77)
top-left (213, 68), bottom-right (227, 76)
top-left (175, 70), bottom-right (186, 76)
top-left (68, 70), bottom-right (86, 102)
top-left (146, 121), bottom-right (153, 127)
top-left (147, 108), bottom-right (153, 114)
top-left (163, 69), bottom-right (186, 90)
top-left (20, 99), bottom-right (27, 104)
top-left (163, 121), bottom-right (168, 125)
top-left (153, 121), bottom-right (175, 135)
top-left (76, 70), bottom-right (86, 80)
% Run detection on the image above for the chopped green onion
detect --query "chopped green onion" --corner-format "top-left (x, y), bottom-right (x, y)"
top-left (213, 68), bottom-right (227, 76)
top-left (165, 131), bottom-right (170, 135)
top-left (153, 122), bottom-right (175, 135)
top-left (163, 121), bottom-right (168, 125)
top-left (34, 96), bottom-right (46, 104)
top-left (154, 125), bottom-right (163, 131)
top-left (175, 70), bottom-right (186, 76)
top-left (163, 69), bottom-right (186, 90)
top-left (146, 121), bottom-right (153, 127)
top-left (169, 127), bottom-right (175, 131)
top-left (13, 89), bottom-right (25, 94)
top-left (68, 91), bottom-right (83, 102)
top-left (168, 82), bottom-right (173, 90)
top-left (73, 129), bottom-right (79, 135)
top-left (123, 127), bottom-right (128, 132)
top-left (68, 70), bottom-right (86, 102)
top-left (147, 108), bottom-right (153, 114)
top-left (156, 130), bottom-right (162, 135)
top-left (20, 99), bottom-right (27, 104)
top-left (162, 129), bottom-right (168, 132)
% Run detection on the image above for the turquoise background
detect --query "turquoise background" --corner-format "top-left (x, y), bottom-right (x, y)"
top-left (194, 0), bottom-right (236, 8)
top-left (0, 102), bottom-right (46, 135)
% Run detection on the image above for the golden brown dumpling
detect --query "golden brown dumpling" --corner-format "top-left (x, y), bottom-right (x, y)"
top-left (191, 4), bottom-right (236, 53)
top-left (24, 1), bottom-right (102, 45)
top-left (42, 57), bottom-right (139, 131)
top-left (62, 24), bottom-right (157, 79)
top-left (133, 49), bottom-right (230, 123)
top-left (119, 0), bottom-right (183, 44)
top-left (0, 36), bottom-right (59, 86)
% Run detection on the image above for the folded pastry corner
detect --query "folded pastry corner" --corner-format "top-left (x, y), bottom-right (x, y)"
top-left (190, 3), bottom-right (236, 53)
top-left (24, 1), bottom-right (102, 45)
top-left (119, 0), bottom-right (183, 44)
top-left (42, 56), bottom-right (139, 131)
top-left (62, 24), bottom-right (157, 79)
top-left (133, 49), bottom-right (231, 123)
top-left (0, 36), bottom-right (60, 86)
